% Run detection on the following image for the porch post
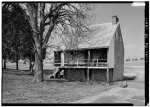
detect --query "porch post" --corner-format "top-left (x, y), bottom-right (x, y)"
top-left (87, 50), bottom-right (90, 81)
top-left (87, 68), bottom-right (90, 81)
top-left (61, 52), bottom-right (64, 66)
top-left (88, 50), bottom-right (90, 66)
top-left (68, 68), bottom-right (70, 80)
top-left (106, 68), bottom-right (109, 84)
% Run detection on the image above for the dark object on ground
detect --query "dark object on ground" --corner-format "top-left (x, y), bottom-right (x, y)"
top-left (50, 75), bottom-right (54, 78)
top-left (120, 81), bottom-right (128, 88)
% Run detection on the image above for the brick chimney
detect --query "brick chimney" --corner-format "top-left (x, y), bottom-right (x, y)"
top-left (112, 15), bottom-right (119, 25)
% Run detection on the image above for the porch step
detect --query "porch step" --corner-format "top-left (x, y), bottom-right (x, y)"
top-left (47, 68), bottom-right (59, 79)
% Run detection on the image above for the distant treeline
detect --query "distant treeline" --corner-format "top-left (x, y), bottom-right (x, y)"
top-left (125, 57), bottom-right (144, 61)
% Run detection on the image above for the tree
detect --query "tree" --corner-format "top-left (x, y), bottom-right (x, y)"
top-left (2, 3), bottom-right (93, 82)
top-left (2, 3), bottom-right (35, 70)
top-left (2, 3), bottom-right (12, 69)
top-left (3, 3), bottom-right (93, 82)
top-left (23, 3), bottom-right (93, 82)
top-left (20, 3), bottom-right (93, 82)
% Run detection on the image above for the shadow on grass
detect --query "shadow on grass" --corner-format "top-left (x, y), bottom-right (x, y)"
top-left (45, 79), bottom-right (69, 83)
top-left (43, 69), bottom-right (54, 75)
top-left (3, 69), bottom-right (33, 76)
top-left (2, 68), bottom-right (54, 77)
top-left (2, 68), bottom-right (26, 71)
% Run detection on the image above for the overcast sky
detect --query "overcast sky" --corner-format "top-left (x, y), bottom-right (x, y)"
top-left (90, 3), bottom-right (144, 59)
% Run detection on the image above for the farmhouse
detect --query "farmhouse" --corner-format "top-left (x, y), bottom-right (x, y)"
top-left (53, 16), bottom-right (124, 83)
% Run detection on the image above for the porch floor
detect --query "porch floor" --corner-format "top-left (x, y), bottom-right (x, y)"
top-left (58, 66), bottom-right (109, 69)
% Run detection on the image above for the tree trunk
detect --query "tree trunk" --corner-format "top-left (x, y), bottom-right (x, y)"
top-left (30, 63), bottom-right (34, 74)
top-left (29, 60), bottom-right (34, 74)
top-left (34, 49), bottom-right (43, 82)
top-left (3, 59), bottom-right (6, 69)
top-left (32, 22), bottom-right (44, 82)
top-left (15, 46), bottom-right (19, 70)
top-left (29, 59), bottom-right (32, 70)
top-left (28, 4), bottom-right (44, 82)
top-left (16, 56), bottom-right (18, 70)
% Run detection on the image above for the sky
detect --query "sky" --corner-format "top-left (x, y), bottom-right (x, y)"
top-left (90, 3), bottom-right (144, 59)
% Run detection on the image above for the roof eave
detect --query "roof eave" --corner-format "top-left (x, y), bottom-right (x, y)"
top-left (54, 46), bottom-right (109, 52)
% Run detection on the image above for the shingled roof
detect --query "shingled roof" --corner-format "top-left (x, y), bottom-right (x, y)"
top-left (77, 22), bottom-right (119, 49)
top-left (52, 16), bottom-right (120, 51)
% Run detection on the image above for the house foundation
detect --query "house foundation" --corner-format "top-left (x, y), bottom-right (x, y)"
top-left (61, 68), bottom-right (113, 83)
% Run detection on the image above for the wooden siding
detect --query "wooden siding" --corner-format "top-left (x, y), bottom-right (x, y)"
top-left (113, 24), bottom-right (124, 81)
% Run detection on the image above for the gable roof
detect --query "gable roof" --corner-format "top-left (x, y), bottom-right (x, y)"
top-left (52, 22), bottom-right (119, 51)
top-left (78, 22), bottom-right (119, 50)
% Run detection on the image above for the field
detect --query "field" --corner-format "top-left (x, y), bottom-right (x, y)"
top-left (124, 60), bottom-right (144, 67)
top-left (2, 60), bottom-right (145, 104)
top-left (2, 61), bottom-right (116, 103)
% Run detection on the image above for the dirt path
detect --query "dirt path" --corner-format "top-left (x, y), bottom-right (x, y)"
top-left (72, 87), bottom-right (145, 106)
top-left (71, 66), bottom-right (145, 105)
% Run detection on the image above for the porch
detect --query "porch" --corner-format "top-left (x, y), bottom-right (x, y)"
top-left (54, 59), bottom-right (107, 67)
top-left (54, 48), bottom-right (111, 83)
top-left (55, 59), bottom-right (111, 83)
top-left (54, 48), bottom-right (108, 67)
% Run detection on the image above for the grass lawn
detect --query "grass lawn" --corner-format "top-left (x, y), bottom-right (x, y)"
top-left (2, 60), bottom-right (144, 104)
top-left (2, 68), bottom-right (116, 103)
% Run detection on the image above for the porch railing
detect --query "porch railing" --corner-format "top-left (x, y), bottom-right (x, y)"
top-left (54, 59), bottom-right (107, 67)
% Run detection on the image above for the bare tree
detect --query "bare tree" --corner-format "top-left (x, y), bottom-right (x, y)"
top-left (20, 3), bottom-right (93, 82)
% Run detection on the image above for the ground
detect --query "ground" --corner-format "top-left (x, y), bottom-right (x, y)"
top-left (72, 60), bottom-right (145, 105)
top-left (2, 62), bottom-right (116, 103)
top-left (2, 60), bottom-right (145, 104)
